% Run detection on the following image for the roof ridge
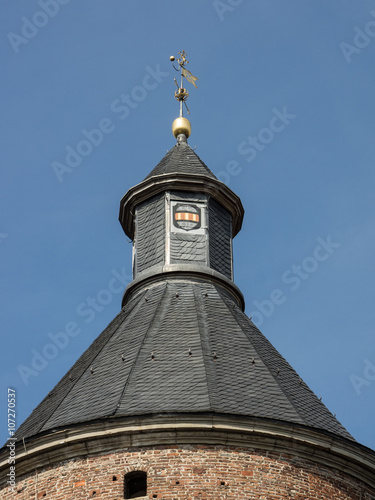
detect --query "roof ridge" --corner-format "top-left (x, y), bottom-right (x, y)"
top-left (41, 294), bottom-right (146, 433)
top-left (14, 280), bottom-right (354, 443)
top-left (144, 142), bottom-right (217, 181)
top-left (223, 294), bottom-right (307, 422)
top-left (113, 283), bottom-right (170, 416)
top-left (222, 293), bottom-right (354, 440)
top-left (15, 293), bottom-right (144, 440)
top-left (192, 285), bottom-right (213, 411)
top-left (211, 288), bottom-right (303, 420)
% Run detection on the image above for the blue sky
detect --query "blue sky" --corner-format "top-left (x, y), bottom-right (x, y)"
top-left (1, 1), bottom-right (375, 451)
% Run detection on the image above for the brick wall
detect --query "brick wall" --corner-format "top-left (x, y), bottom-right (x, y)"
top-left (1, 444), bottom-right (374, 500)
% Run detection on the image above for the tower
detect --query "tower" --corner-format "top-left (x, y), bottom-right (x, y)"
top-left (1, 53), bottom-right (375, 500)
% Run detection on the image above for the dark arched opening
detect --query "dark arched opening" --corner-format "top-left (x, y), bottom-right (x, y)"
top-left (124, 470), bottom-right (147, 498)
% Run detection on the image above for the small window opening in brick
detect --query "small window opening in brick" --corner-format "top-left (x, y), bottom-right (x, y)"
top-left (175, 481), bottom-right (180, 485)
top-left (124, 471), bottom-right (147, 499)
top-left (153, 496), bottom-right (157, 499)
top-left (92, 492), bottom-right (96, 496)
top-left (221, 481), bottom-right (225, 486)
top-left (113, 476), bottom-right (117, 481)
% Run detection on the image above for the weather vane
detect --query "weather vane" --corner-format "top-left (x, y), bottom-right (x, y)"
top-left (169, 51), bottom-right (198, 140)
top-left (170, 50), bottom-right (198, 117)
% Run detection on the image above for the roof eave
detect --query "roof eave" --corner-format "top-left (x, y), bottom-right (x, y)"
top-left (119, 173), bottom-right (245, 239)
top-left (2, 413), bottom-right (375, 489)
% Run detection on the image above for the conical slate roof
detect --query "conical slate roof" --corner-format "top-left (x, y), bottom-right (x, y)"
top-left (15, 279), bottom-right (353, 441)
top-left (14, 139), bottom-right (354, 448)
top-left (144, 141), bottom-right (218, 180)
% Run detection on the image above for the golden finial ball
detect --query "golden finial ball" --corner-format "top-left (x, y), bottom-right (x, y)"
top-left (172, 117), bottom-right (191, 138)
top-left (170, 56), bottom-right (175, 61)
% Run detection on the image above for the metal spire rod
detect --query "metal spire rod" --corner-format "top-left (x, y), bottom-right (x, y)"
top-left (170, 51), bottom-right (198, 140)
top-left (180, 63), bottom-right (183, 117)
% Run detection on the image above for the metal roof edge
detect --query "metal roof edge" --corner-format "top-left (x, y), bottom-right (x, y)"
top-left (121, 264), bottom-right (245, 310)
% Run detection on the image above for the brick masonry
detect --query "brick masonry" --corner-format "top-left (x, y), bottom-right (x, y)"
top-left (1, 445), bottom-right (375, 500)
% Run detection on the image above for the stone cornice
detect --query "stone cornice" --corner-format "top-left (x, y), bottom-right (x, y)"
top-left (119, 173), bottom-right (245, 239)
top-left (1, 414), bottom-right (374, 489)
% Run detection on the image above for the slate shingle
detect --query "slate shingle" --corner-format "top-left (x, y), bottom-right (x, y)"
top-left (144, 142), bottom-right (218, 180)
top-left (208, 198), bottom-right (232, 278)
top-left (14, 280), bottom-right (353, 442)
top-left (12, 141), bottom-right (354, 448)
top-left (136, 194), bottom-right (165, 273)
